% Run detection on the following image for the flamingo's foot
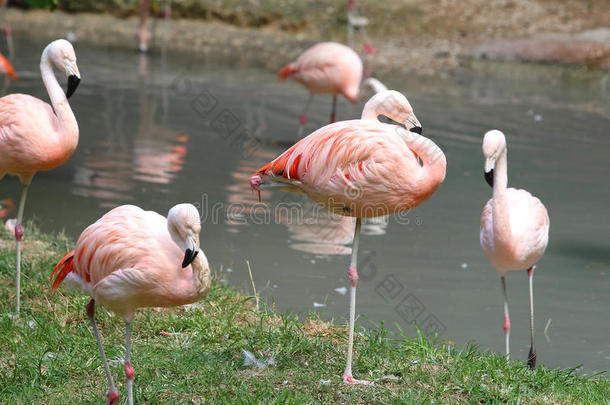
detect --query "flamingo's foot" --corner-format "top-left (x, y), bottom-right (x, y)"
top-left (343, 373), bottom-right (373, 385)
top-left (105, 389), bottom-right (119, 405)
top-left (249, 174), bottom-right (262, 191)
top-left (527, 347), bottom-right (537, 370)
top-left (249, 175), bottom-right (262, 202)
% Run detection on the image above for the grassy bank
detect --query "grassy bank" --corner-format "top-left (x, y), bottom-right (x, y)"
top-left (0, 227), bottom-right (608, 403)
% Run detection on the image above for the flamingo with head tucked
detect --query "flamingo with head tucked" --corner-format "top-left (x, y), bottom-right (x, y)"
top-left (0, 39), bottom-right (81, 318)
top-left (480, 129), bottom-right (549, 369)
top-left (51, 203), bottom-right (211, 405)
top-left (250, 90), bottom-right (446, 384)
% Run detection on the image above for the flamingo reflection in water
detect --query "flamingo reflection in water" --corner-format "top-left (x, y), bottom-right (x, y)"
top-left (73, 54), bottom-right (188, 207)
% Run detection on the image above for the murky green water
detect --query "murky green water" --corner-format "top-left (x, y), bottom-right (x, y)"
top-left (3, 37), bottom-right (609, 375)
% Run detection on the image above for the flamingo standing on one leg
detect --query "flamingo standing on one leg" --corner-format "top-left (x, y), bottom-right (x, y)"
top-left (278, 42), bottom-right (363, 137)
top-left (51, 203), bottom-right (211, 405)
top-left (250, 90), bottom-right (446, 384)
top-left (0, 39), bottom-right (81, 318)
top-left (480, 129), bottom-right (549, 369)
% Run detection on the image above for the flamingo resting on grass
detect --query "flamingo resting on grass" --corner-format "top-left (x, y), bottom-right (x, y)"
top-left (51, 204), bottom-right (211, 405)
top-left (0, 39), bottom-right (81, 318)
top-left (480, 129), bottom-right (549, 369)
top-left (251, 90), bottom-right (446, 384)
top-left (278, 42), bottom-right (363, 137)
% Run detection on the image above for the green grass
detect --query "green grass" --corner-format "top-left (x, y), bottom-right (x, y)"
top-left (0, 225), bottom-right (608, 404)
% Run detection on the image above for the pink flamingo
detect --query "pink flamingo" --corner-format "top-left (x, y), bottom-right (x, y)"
top-left (250, 90), bottom-right (446, 384)
top-left (51, 203), bottom-right (211, 405)
top-left (480, 129), bottom-right (549, 369)
top-left (278, 41), bottom-right (363, 136)
top-left (0, 39), bottom-right (81, 318)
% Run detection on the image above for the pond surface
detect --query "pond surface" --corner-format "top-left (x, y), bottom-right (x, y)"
top-left (3, 37), bottom-right (609, 375)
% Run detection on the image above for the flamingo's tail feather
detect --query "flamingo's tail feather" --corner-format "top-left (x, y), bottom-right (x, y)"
top-left (51, 250), bottom-right (75, 291)
top-left (278, 63), bottom-right (295, 80)
top-left (0, 54), bottom-right (17, 81)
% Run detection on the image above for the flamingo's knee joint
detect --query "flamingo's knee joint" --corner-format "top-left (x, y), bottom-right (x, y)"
top-left (124, 362), bottom-right (135, 381)
top-left (14, 223), bottom-right (23, 242)
top-left (348, 267), bottom-right (358, 287)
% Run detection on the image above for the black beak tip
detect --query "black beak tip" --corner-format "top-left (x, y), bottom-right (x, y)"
top-left (411, 126), bottom-right (423, 134)
top-left (66, 75), bottom-right (80, 98)
top-left (181, 248), bottom-right (199, 268)
top-left (484, 170), bottom-right (494, 187)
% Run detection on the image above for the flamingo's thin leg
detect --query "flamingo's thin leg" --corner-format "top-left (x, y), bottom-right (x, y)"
top-left (527, 266), bottom-right (536, 369)
top-left (125, 322), bottom-right (135, 405)
top-left (86, 300), bottom-right (119, 405)
top-left (343, 218), bottom-right (371, 385)
top-left (501, 275), bottom-right (510, 359)
top-left (330, 94), bottom-right (337, 123)
top-left (14, 182), bottom-right (29, 318)
top-left (297, 93), bottom-right (314, 138)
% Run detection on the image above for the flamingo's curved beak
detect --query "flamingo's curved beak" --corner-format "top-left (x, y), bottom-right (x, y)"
top-left (65, 60), bottom-right (81, 98)
top-left (405, 114), bottom-right (422, 134)
top-left (484, 157), bottom-right (495, 187)
top-left (66, 75), bottom-right (80, 98)
top-left (181, 236), bottom-right (199, 268)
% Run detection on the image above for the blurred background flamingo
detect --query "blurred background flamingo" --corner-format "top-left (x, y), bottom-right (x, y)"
top-left (51, 203), bottom-right (211, 405)
top-left (278, 42), bottom-right (363, 137)
top-left (0, 39), bottom-right (81, 318)
top-left (250, 90), bottom-right (446, 384)
top-left (480, 129), bottom-right (550, 369)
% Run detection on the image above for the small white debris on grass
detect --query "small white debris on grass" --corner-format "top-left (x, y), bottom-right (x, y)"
top-left (319, 379), bottom-right (331, 385)
top-left (226, 268), bottom-right (233, 273)
top-left (461, 263), bottom-right (468, 269)
top-left (534, 114), bottom-right (543, 121)
top-left (183, 302), bottom-right (206, 312)
top-left (334, 287), bottom-right (347, 295)
top-left (313, 302), bottom-right (326, 308)
top-left (242, 350), bottom-right (276, 369)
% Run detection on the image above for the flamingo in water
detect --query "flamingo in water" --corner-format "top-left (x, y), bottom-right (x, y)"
top-left (480, 130), bottom-right (549, 369)
top-left (0, 39), bottom-right (81, 318)
top-left (51, 203), bottom-right (211, 405)
top-left (250, 90), bottom-right (446, 384)
top-left (278, 42), bottom-right (363, 137)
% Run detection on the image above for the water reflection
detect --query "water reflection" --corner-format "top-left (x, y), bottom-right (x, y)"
top-left (72, 53), bottom-right (187, 207)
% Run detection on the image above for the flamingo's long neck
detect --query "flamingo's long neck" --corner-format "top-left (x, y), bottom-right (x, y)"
top-left (40, 47), bottom-right (79, 149)
top-left (492, 148), bottom-right (511, 244)
top-left (191, 250), bottom-right (211, 298)
top-left (404, 130), bottom-right (447, 196)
